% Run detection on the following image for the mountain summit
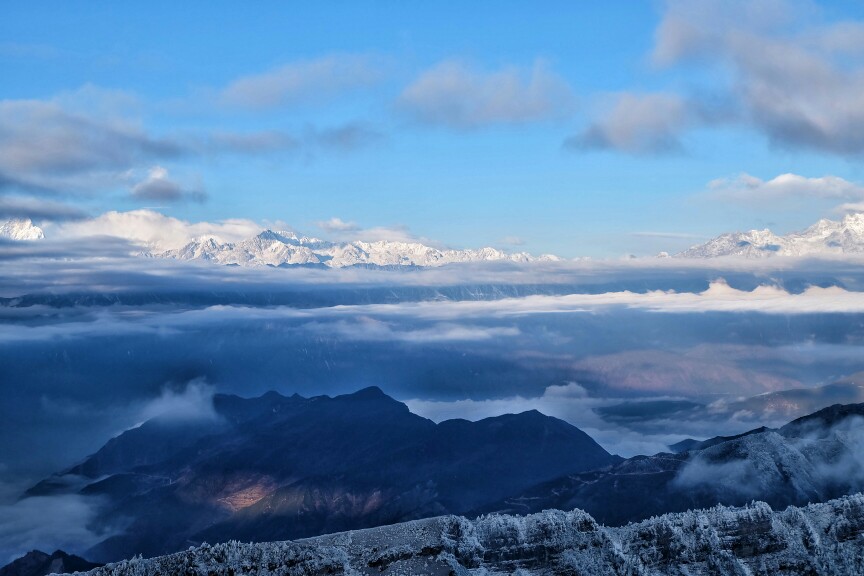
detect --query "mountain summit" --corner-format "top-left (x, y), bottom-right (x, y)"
top-left (677, 212), bottom-right (864, 258)
top-left (27, 387), bottom-right (617, 562)
top-left (0, 218), bottom-right (44, 241)
top-left (153, 229), bottom-right (561, 268)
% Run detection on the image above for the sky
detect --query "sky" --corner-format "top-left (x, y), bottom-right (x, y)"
top-left (4, 0), bottom-right (864, 256)
top-left (9, 2), bottom-right (864, 561)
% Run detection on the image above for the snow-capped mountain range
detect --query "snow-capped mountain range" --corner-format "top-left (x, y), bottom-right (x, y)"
top-left (0, 218), bottom-right (43, 241)
top-left (678, 212), bottom-right (864, 258)
top-left (7, 212), bottom-right (864, 262)
top-left (0, 216), bottom-right (561, 267)
top-left (151, 229), bottom-right (563, 268)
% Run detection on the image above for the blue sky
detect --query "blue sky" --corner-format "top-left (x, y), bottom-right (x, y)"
top-left (3, 0), bottom-right (864, 256)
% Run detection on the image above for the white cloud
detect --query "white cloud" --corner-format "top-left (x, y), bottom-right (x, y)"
top-left (220, 54), bottom-right (383, 110)
top-left (50, 209), bottom-right (263, 251)
top-left (657, 0), bottom-right (864, 154)
top-left (316, 217), bottom-right (360, 234)
top-left (837, 202), bottom-right (864, 214)
top-left (573, 0), bottom-right (864, 155)
top-left (0, 491), bottom-right (111, 563)
top-left (500, 236), bottom-right (526, 246)
top-left (137, 379), bottom-right (218, 424)
top-left (8, 280), bottom-right (864, 346)
top-left (399, 59), bottom-right (574, 129)
top-left (708, 173), bottom-right (864, 202)
top-left (302, 318), bottom-right (520, 343)
top-left (315, 218), bottom-right (426, 243)
top-left (405, 382), bottom-right (687, 457)
top-left (0, 99), bottom-right (182, 188)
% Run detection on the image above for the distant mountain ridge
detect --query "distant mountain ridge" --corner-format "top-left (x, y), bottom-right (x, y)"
top-left (0, 217), bottom-right (561, 267)
top-left (150, 229), bottom-right (563, 268)
top-left (27, 386), bottom-right (617, 562)
top-left (677, 212), bottom-right (864, 258)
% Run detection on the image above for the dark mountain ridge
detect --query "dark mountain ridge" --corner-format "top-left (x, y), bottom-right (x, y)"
top-left (27, 386), bottom-right (618, 562)
top-left (0, 550), bottom-right (100, 576)
top-left (482, 402), bottom-right (864, 525)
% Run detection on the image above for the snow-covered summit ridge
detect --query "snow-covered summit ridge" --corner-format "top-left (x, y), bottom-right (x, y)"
top-left (152, 228), bottom-right (564, 268)
top-left (678, 212), bottom-right (864, 258)
top-left (71, 493), bottom-right (864, 575)
top-left (0, 218), bottom-right (44, 240)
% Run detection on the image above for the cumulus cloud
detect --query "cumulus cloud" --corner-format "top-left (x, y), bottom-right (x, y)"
top-left (130, 166), bottom-right (206, 203)
top-left (708, 173), bottom-right (864, 203)
top-left (50, 209), bottom-right (263, 251)
top-left (573, 0), bottom-right (864, 155)
top-left (219, 54), bottom-right (383, 110)
top-left (399, 59), bottom-right (574, 129)
top-left (567, 92), bottom-right (695, 154)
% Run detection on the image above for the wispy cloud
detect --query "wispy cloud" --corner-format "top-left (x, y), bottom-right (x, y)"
top-left (0, 489), bottom-right (112, 564)
top-left (630, 231), bottom-right (703, 239)
top-left (0, 99), bottom-right (184, 190)
top-left (219, 54), bottom-right (384, 110)
top-left (314, 217), bottom-right (424, 243)
top-left (0, 196), bottom-right (88, 221)
top-left (316, 217), bottom-right (360, 234)
top-left (302, 317), bottom-right (520, 343)
top-left (399, 59), bottom-right (574, 129)
top-left (137, 379), bottom-right (218, 423)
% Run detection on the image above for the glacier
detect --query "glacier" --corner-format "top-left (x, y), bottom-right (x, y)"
top-left (67, 493), bottom-right (864, 575)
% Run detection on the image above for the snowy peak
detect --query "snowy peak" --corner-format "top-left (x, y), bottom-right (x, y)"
top-left (156, 229), bottom-right (556, 268)
top-left (677, 212), bottom-right (864, 258)
top-left (0, 218), bottom-right (44, 241)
